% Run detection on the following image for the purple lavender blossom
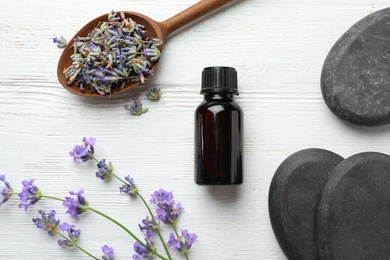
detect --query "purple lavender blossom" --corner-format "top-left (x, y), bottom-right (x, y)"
top-left (18, 178), bottom-right (42, 210)
top-left (58, 222), bottom-right (81, 247)
top-left (119, 175), bottom-right (138, 196)
top-left (138, 216), bottom-right (158, 232)
top-left (155, 201), bottom-right (183, 226)
top-left (96, 159), bottom-right (113, 180)
top-left (101, 245), bottom-right (114, 260)
top-left (63, 189), bottom-right (89, 219)
top-left (0, 175), bottom-right (13, 207)
top-left (69, 137), bottom-right (96, 162)
top-left (150, 189), bottom-right (183, 226)
top-left (132, 230), bottom-right (155, 259)
top-left (69, 145), bottom-right (88, 162)
top-left (167, 229), bottom-right (198, 255)
top-left (132, 242), bottom-right (149, 259)
top-left (32, 210), bottom-right (60, 234)
top-left (150, 189), bottom-right (173, 205)
top-left (83, 137), bottom-right (96, 146)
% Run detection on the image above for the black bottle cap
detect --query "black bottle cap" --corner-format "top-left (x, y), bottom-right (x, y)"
top-left (201, 66), bottom-right (238, 94)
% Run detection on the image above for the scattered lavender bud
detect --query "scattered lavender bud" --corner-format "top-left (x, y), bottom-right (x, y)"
top-left (145, 87), bottom-right (161, 100)
top-left (53, 36), bottom-right (67, 48)
top-left (124, 97), bottom-right (148, 116)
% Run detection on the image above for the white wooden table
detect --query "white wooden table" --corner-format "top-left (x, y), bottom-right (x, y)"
top-left (1, 0), bottom-right (390, 259)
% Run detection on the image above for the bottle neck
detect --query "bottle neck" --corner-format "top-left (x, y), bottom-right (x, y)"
top-left (203, 92), bottom-right (236, 101)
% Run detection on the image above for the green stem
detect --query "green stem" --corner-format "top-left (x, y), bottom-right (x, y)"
top-left (87, 206), bottom-right (168, 260)
top-left (111, 172), bottom-right (126, 184)
top-left (58, 233), bottom-right (99, 260)
top-left (42, 195), bottom-right (65, 202)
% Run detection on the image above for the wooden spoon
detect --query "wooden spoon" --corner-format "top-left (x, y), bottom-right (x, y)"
top-left (57, 0), bottom-right (234, 97)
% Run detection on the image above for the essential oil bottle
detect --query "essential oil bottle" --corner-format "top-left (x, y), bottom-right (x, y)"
top-left (195, 66), bottom-right (243, 185)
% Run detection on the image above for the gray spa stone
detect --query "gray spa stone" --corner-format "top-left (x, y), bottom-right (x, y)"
top-left (321, 8), bottom-right (390, 126)
top-left (316, 152), bottom-right (390, 259)
top-left (268, 148), bottom-right (344, 260)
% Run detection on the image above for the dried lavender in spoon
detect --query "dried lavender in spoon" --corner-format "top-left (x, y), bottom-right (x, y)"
top-left (63, 10), bottom-right (162, 96)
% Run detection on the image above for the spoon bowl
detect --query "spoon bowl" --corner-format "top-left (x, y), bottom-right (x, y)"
top-left (57, 0), bottom-right (233, 97)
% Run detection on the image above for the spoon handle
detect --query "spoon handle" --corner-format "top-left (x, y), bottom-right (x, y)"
top-left (159, 0), bottom-right (234, 38)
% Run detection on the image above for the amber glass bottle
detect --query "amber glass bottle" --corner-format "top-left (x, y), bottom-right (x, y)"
top-left (195, 66), bottom-right (243, 185)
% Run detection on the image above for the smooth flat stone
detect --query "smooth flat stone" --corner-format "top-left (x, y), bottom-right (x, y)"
top-left (321, 8), bottom-right (390, 126)
top-left (269, 149), bottom-right (344, 260)
top-left (316, 152), bottom-right (390, 259)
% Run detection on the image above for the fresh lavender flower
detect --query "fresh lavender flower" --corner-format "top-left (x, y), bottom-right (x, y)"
top-left (83, 137), bottom-right (96, 146)
top-left (69, 145), bottom-right (88, 162)
top-left (32, 210), bottom-right (60, 234)
top-left (145, 88), bottom-right (161, 100)
top-left (150, 189), bottom-right (174, 205)
top-left (132, 242), bottom-right (149, 259)
top-left (155, 201), bottom-right (183, 226)
top-left (96, 159), bottom-right (113, 180)
top-left (150, 189), bottom-right (183, 226)
top-left (101, 245), bottom-right (114, 260)
top-left (58, 222), bottom-right (81, 247)
top-left (138, 216), bottom-right (158, 232)
top-left (167, 229), bottom-right (198, 255)
top-left (132, 230), bottom-right (155, 259)
top-left (124, 97), bottom-right (148, 116)
top-left (119, 175), bottom-right (138, 196)
top-left (53, 36), bottom-right (67, 48)
top-left (0, 175), bottom-right (13, 207)
top-left (18, 178), bottom-right (42, 210)
top-left (63, 189), bottom-right (89, 219)
top-left (69, 137), bottom-right (95, 162)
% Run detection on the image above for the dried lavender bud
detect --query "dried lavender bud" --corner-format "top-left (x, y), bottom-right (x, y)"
top-left (124, 97), bottom-right (148, 116)
top-left (63, 11), bottom-right (163, 96)
top-left (53, 36), bottom-right (67, 48)
top-left (145, 88), bottom-right (161, 100)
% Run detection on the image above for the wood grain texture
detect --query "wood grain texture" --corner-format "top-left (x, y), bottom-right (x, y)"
top-left (1, 0), bottom-right (390, 259)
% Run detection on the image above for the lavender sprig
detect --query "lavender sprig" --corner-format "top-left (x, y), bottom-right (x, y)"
top-left (0, 136), bottom-right (197, 260)
top-left (33, 210), bottom-right (99, 259)
top-left (63, 10), bottom-right (163, 95)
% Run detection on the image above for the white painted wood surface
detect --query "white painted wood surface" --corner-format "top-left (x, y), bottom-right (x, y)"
top-left (1, 0), bottom-right (390, 259)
